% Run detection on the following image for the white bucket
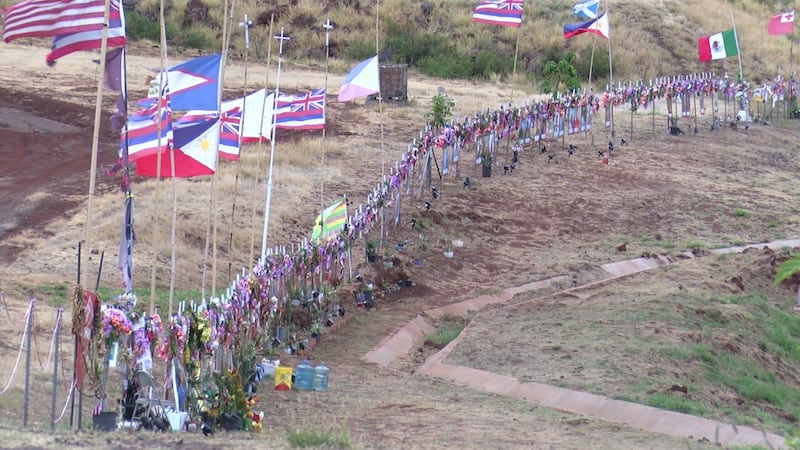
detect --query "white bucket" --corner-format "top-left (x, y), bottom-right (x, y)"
top-left (167, 411), bottom-right (188, 432)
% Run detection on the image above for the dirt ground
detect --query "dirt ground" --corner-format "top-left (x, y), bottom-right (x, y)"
top-left (1, 42), bottom-right (800, 449)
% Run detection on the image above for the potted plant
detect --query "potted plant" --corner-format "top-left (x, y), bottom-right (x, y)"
top-left (481, 149), bottom-right (493, 178)
top-left (365, 239), bottom-right (379, 263)
top-left (383, 249), bottom-right (394, 268)
top-left (442, 236), bottom-right (454, 258)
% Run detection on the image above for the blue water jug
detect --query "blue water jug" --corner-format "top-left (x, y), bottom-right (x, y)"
top-left (312, 362), bottom-right (330, 392)
top-left (294, 359), bottom-right (313, 391)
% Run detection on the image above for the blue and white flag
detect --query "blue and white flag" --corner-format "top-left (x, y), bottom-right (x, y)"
top-left (148, 54), bottom-right (223, 111)
top-left (572, 0), bottom-right (598, 20)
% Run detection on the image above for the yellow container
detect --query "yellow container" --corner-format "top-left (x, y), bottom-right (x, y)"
top-left (274, 366), bottom-right (292, 391)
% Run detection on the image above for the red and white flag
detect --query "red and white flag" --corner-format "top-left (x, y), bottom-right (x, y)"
top-left (768, 11), bottom-right (794, 35)
top-left (2, 0), bottom-right (106, 42)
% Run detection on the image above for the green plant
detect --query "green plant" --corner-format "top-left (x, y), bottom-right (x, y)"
top-left (732, 208), bottom-right (751, 218)
top-left (286, 426), bottom-right (351, 448)
top-left (539, 52), bottom-right (580, 95)
top-left (426, 315), bottom-right (466, 346)
top-left (425, 93), bottom-right (454, 129)
top-left (365, 239), bottom-right (379, 260)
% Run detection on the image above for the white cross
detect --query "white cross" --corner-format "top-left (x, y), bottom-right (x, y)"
top-left (274, 27), bottom-right (291, 56)
top-left (239, 14), bottom-right (253, 49)
top-left (323, 18), bottom-right (333, 48)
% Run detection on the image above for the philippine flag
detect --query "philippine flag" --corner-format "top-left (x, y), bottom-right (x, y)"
top-left (338, 55), bottom-right (380, 102)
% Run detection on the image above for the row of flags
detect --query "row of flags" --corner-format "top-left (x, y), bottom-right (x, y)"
top-left (696, 12), bottom-right (794, 62)
top-left (124, 49), bottom-right (383, 177)
top-left (470, 0), bottom-right (610, 40)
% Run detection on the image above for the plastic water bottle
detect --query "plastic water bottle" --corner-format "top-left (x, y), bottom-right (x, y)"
top-left (294, 359), bottom-right (313, 391)
top-left (312, 362), bottom-right (330, 392)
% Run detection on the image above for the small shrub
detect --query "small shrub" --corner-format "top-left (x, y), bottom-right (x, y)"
top-left (732, 208), bottom-right (751, 218)
top-left (426, 316), bottom-right (466, 346)
top-left (286, 427), bottom-right (350, 448)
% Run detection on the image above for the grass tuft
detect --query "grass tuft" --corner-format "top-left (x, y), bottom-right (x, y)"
top-left (286, 426), bottom-right (351, 448)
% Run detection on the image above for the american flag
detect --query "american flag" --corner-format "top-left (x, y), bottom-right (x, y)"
top-left (46, 0), bottom-right (125, 64)
top-left (2, 0), bottom-right (107, 42)
top-left (275, 88), bottom-right (326, 130)
top-left (472, 0), bottom-right (524, 28)
top-left (219, 107), bottom-right (241, 160)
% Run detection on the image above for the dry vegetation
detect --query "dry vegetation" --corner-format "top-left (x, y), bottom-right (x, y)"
top-left (2, 1), bottom-right (800, 446)
top-left (129, 0), bottom-right (800, 85)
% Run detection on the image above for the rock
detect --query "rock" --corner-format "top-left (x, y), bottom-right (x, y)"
top-left (615, 243), bottom-right (626, 252)
top-left (183, 0), bottom-right (209, 27)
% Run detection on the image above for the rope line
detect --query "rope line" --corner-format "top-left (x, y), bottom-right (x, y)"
top-left (54, 380), bottom-right (77, 424)
top-left (0, 300), bottom-right (33, 396)
top-left (39, 307), bottom-right (62, 372)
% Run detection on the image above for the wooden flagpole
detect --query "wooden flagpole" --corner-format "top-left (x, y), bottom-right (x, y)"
top-left (790, 3), bottom-right (795, 119)
top-left (149, 0), bottom-right (168, 315)
top-left (377, 0), bottom-right (388, 250)
top-left (731, 10), bottom-right (744, 81)
top-left (227, 12), bottom-right (252, 283)
top-left (249, 14), bottom-right (274, 268)
top-left (606, 5), bottom-right (615, 143)
top-left (212, 0), bottom-right (235, 297)
top-left (83, 0), bottom-right (112, 290)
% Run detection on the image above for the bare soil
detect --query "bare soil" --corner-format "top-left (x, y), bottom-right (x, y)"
top-left (1, 42), bottom-right (800, 449)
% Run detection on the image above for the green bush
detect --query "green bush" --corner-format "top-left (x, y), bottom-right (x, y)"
top-left (125, 9), bottom-right (180, 44)
top-left (175, 27), bottom-right (214, 51)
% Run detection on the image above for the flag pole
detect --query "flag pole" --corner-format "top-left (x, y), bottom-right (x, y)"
top-left (211, 0), bottom-right (234, 298)
top-left (260, 28), bottom-right (290, 262)
top-left (376, 0), bottom-right (388, 249)
top-left (321, 18), bottom-right (333, 212)
top-left (249, 14), bottom-right (274, 268)
top-left (789, 3), bottom-right (795, 117)
top-left (512, 24), bottom-right (521, 76)
top-left (731, 10), bottom-right (744, 81)
top-left (607, 6), bottom-right (615, 143)
top-left (149, 0), bottom-right (168, 316)
top-left (226, 12), bottom-right (252, 284)
top-left (83, 0), bottom-right (112, 290)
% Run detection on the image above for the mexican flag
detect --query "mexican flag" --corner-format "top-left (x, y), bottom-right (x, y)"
top-left (697, 29), bottom-right (739, 61)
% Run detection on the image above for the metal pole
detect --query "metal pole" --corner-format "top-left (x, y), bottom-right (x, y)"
top-left (23, 298), bottom-right (33, 427)
top-left (70, 241), bottom-right (80, 428)
top-left (50, 308), bottom-right (61, 431)
top-left (694, 89), bottom-right (698, 133)
top-left (260, 28), bottom-right (290, 262)
top-left (94, 251), bottom-right (104, 292)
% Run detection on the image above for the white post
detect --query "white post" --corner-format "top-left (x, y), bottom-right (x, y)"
top-left (261, 28), bottom-right (290, 262)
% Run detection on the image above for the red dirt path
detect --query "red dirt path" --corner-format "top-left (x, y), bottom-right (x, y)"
top-left (0, 86), bottom-right (118, 264)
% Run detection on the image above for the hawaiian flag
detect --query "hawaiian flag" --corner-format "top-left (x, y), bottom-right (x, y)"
top-left (219, 107), bottom-right (241, 160)
top-left (126, 97), bottom-right (172, 166)
top-left (472, 0), bottom-right (524, 28)
top-left (275, 88), bottom-right (325, 130)
top-left (45, 0), bottom-right (125, 64)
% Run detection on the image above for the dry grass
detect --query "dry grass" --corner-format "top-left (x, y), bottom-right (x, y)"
top-left (2, 35), bottom-right (800, 448)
